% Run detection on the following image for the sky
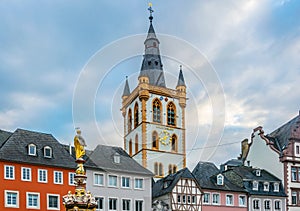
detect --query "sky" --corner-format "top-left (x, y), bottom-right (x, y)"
top-left (0, 0), bottom-right (300, 169)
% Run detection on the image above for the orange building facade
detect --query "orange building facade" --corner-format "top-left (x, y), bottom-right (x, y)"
top-left (0, 128), bottom-right (76, 210)
top-left (1, 161), bottom-right (75, 210)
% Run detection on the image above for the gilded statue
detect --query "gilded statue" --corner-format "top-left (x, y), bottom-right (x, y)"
top-left (74, 128), bottom-right (86, 159)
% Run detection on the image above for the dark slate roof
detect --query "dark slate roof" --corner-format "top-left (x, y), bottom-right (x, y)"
top-left (88, 145), bottom-right (153, 176)
top-left (0, 129), bottom-right (12, 148)
top-left (192, 161), bottom-right (245, 193)
top-left (0, 128), bottom-right (76, 169)
top-left (153, 168), bottom-right (200, 198)
top-left (61, 144), bottom-right (99, 170)
top-left (176, 67), bottom-right (186, 87)
top-left (140, 19), bottom-right (166, 87)
top-left (122, 77), bottom-right (131, 97)
top-left (224, 166), bottom-right (286, 197)
top-left (266, 113), bottom-right (300, 152)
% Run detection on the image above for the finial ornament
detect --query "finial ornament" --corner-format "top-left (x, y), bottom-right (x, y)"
top-left (148, 2), bottom-right (154, 22)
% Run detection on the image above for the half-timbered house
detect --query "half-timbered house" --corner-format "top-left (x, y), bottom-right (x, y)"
top-left (152, 168), bottom-right (203, 211)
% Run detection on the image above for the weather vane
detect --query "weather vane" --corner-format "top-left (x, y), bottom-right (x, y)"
top-left (148, 2), bottom-right (154, 22)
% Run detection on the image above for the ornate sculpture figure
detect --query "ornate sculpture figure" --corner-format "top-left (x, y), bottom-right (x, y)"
top-left (74, 128), bottom-right (87, 159)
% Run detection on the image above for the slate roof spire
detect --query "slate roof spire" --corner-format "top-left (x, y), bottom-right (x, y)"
top-left (122, 76), bottom-right (130, 97)
top-left (139, 3), bottom-right (166, 87)
top-left (177, 65), bottom-right (186, 87)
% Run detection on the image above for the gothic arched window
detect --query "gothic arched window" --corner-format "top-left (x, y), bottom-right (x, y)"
top-left (153, 99), bottom-right (161, 123)
top-left (128, 109), bottom-right (132, 133)
top-left (135, 134), bottom-right (139, 154)
top-left (129, 139), bottom-right (132, 156)
top-left (171, 134), bottom-right (178, 152)
top-left (159, 163), bottom-right (163, 177)
top-left (167, 102), bottom-right (176, 126)
top-left (152, 131), bottom-right (159, 149)
top-left (134, 103), bottom-right (139, 128)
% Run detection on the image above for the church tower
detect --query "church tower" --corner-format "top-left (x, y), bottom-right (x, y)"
top-left (121, 5), bottom-right (187, 178)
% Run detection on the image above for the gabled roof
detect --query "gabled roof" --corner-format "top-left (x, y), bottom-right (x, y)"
top-left (88, 144), bottom-right (153, 176)
top-left (192, 161), bottom-right (246, 192)
top-left (152, 168), bottom-right (201, 198)
top-left (0, 129), bottom-right (12, 148)
top-left (266, 112), bottom-right (300, 152)
top-left (224, 166), bottom-right (286, 197)
top-left (0, 128), bottom-right (76, 169)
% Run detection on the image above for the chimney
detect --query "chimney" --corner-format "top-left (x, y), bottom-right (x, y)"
top-left (247, 160), bottom-right (250, 167)
top-left (69, 143), bottom-right (72, 155)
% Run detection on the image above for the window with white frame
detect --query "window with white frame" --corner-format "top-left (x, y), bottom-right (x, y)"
top-left (217, 174), bottom-right (224, 185)
top-left (122, 199), bottom-right (131, 211)
top-left (69, 172), bottom-right (75, 185)
top-left (203, 193), bottom-right (210, 204)
top-left (212, 193), bottom-right (220, 204)
top-left (44, 146), bottom-right (52, 158)
top-left (134, 178), bottom-right (143, 189)
top-left (187, 195), bottom-right (191, 204)
top-left (4, 165), bottom-right (15, 180)
top-left (135, 200), bottom-right (143, 211)
top-left (21, 167), bottom-right (31, 181)
top-left (26, 192), bottom-right (40, 209)
top-left (226, 194), bottom-right (233, 206)
top-left (177, 195), bottom-right (181, 203)
top-left (95, 197), bottom-right (104, 211)
top-left (5, 191), bottom-right (19, 208)
top-left (264, 199), bottom-right (271, 210)
top-left (47, 194), bottom-right (59, 210)
top-left (295, 143), bottom-right (300, 156)
top-left (54, 171), bottom-right (63, 184)
top-left (192, 196), bottom-right (196, 204)
top-left (28, 144), bottom-right (36, 156)
top-left (274, 200), bottom-right (281, 210)
top-left (292, 191), bottom-right (297, 205)
top-left (38, 169), bottom-right (47, 183)
top-left (253, 199), bottom-right (260, 210)
top-left (274, 182), bottom-right (279, 192)
top-left (109, 198), bottom-right (117, 210)
top-left (239, 195), bottom-right (246, 206)
top-left (253, 180), bottom-right (259, 191)
top-left (108, 175), bottom-right (117, 187)
top-left (292, 167), bottom-right (297, 181)
top-left (122, 176), bottom-right (130, 188)
top-left (264, 182), bottom-right (269, 191)
top-left (182, 195), bottom-right (186, 203)
top-left (94, 173), bottom-right (104, 186)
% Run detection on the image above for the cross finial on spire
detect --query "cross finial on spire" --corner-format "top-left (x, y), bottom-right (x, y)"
top-left (148, 2), bottom-right (154, 22)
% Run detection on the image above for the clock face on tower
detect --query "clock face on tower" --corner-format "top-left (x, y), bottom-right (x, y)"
top-left (159, 130), bottom-right (172, 145)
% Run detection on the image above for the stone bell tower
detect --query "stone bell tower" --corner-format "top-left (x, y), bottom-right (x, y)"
top-left (121, 4), bottom-right (187, 178)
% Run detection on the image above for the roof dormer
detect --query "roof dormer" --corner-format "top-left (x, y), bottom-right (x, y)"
top-left (217, 174), bottom-right (224, 186)
top-left (44, 146), bottom-right (52, 158)
top-left (28, 143), bottom-right (36, 156)
top-left (113, 152), bottom-right (120, 164)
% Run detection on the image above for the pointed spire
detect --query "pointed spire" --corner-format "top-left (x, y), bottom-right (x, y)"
top-left (140, 3), bottom-right (166, 87)
top-left (177, 65), bottom-right (186, 87)
top-left (122, 76), bottom-right (130, 97)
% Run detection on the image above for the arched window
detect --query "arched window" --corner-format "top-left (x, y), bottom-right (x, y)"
top-left (128, 109), bottom-right (132, 133)
top-left (153, 99), bottom-right (161, 123)
top-left (217, 174), bottom-right (224, 186)
top-left (129, 139), bottom-right (132, 156)
top-left (154, 162), bottom-right (158, 176)
top-left (168, 164), bottom-right (172, 175)
top-left (44, 146), bottom-right (52, 158)
top-left (135, 134), bottom-right (139, 154)
top-left (134, 103), bottom-right (139, 128)
top-left (171, 135), bottom-right (177, 152)
top-left (173, 165), bottom-right (177, 173)
top-left (159, 163), bottom-right (163, 177)
top-left (152, 131), bottom-right (159, 149)
top-left (28, 143), bottom-right (36, 156)
top-left (167, 102), bottom-right (176, 126)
